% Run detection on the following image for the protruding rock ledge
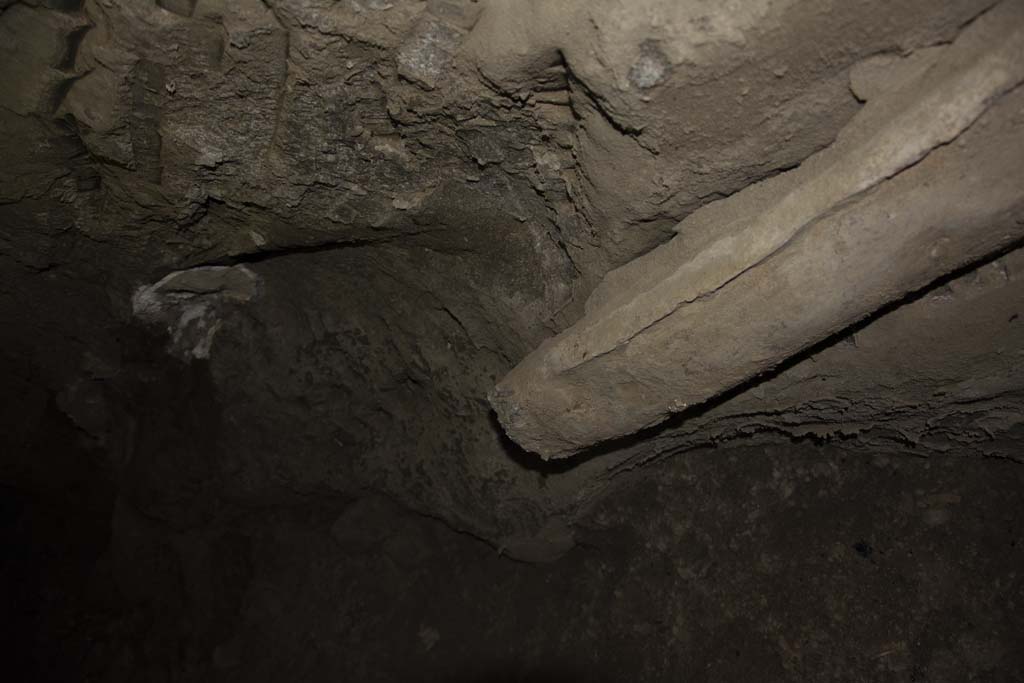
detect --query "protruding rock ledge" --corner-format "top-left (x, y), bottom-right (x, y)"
top-left (132, 265), bottom-right (261, 360)
top-left (491, 1), bottom-right (1024, 459)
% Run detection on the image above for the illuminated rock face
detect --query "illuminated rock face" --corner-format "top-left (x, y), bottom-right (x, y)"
top-left (491, 2), bottom-right (1024, 459)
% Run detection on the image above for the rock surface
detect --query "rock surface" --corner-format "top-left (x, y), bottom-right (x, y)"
top-left (491, 3), bottom-right (1024, 458)
top-left (3, 0), bottom-right (1019, 551)
top-left (1, 5), bottom-right (1023, 676)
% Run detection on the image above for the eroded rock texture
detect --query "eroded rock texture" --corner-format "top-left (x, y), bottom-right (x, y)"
top-left (2, 0), bottom-right (1023, 680)
top-left (492, 3), bottom-right (1024, 458)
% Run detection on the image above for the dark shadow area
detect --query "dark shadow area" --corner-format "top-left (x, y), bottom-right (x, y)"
top-left (438, 671), bottom-right (612, 683)
top-left (1, 393), bottom-right (116, 682)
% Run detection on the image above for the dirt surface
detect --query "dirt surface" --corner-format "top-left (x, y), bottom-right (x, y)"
top-left (11, 440), bottom-right (1024, 681)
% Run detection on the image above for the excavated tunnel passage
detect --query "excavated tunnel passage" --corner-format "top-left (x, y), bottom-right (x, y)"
top-left (2, 0), bottom-right (1023, 680)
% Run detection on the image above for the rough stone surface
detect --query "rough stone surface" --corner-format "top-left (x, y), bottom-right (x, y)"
top-left (1, 1), bottom-right (1023, 679)
top-left (3, 0), bottom-right (1018, 547)
top-left (491, 3), bottom-right (1024, 458)
top-left (133, 265), bottom-right (261, 359)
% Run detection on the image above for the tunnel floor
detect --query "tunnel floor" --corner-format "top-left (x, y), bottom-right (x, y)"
top-left (9, 435), bottom-right (1023, 682)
